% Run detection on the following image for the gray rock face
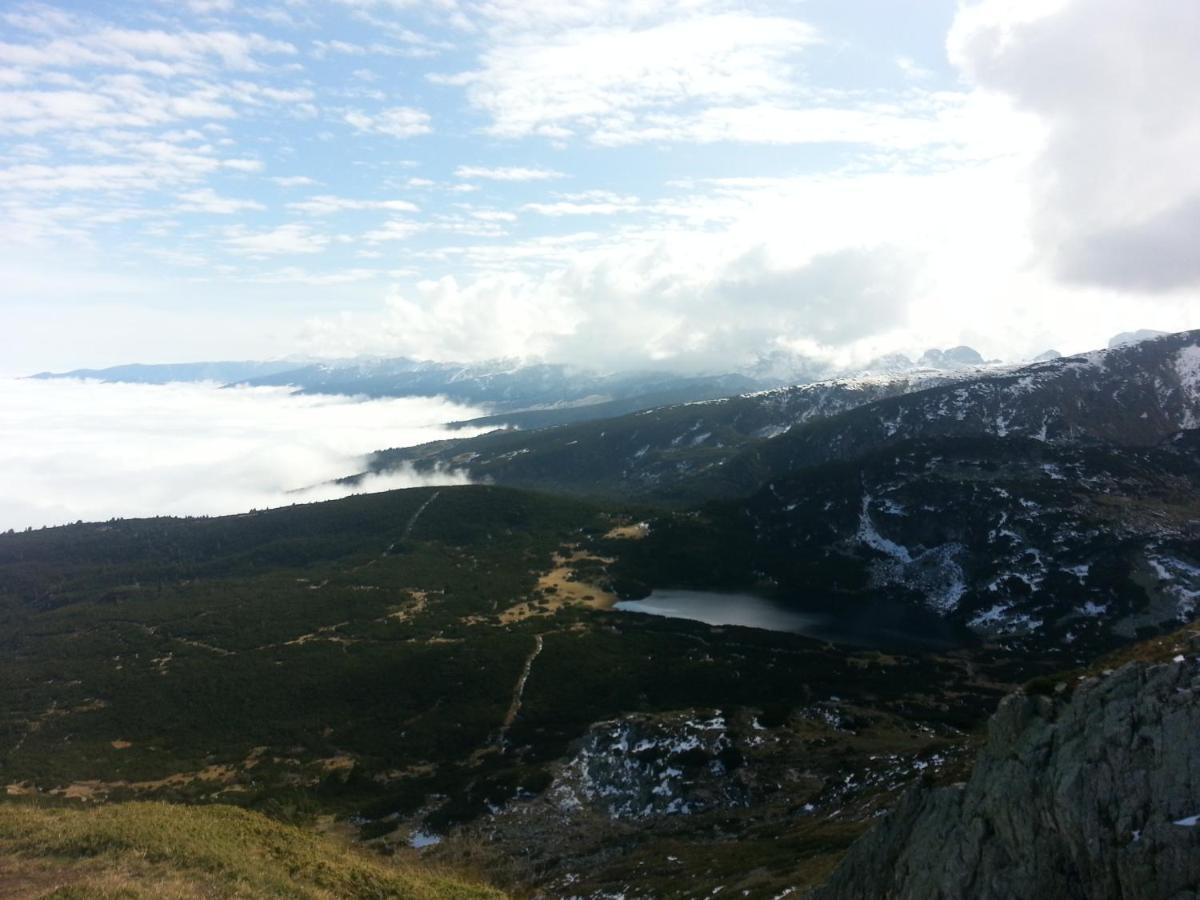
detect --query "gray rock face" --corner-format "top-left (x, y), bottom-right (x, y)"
top-left (550, 712), bottom-right (748, 819)
top-left (1110, 329), bottom-right (1170, 349)
top-left (918, 346), bottom-right (985, 369)
top-left (811, 655), bottom-right (1200, 900)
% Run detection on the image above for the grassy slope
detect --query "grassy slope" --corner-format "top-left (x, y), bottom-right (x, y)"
top-left (0, 801), bottom-right (502, 899)
top-left (0, 486), bottom-right (611, 785)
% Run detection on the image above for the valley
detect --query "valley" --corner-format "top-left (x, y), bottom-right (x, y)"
top-left (3, 331), bottom-right (1199, 897)
top-left (0, 485), bottom-right (1025, 896)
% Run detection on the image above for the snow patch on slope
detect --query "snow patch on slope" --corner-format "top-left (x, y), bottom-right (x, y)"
top-left (1175, 345), bottom-right (1200, 428)
top-left (1148, 552), bottom-right (1200, 621)
top-left (857, 495), bottom-right (912, 562)
top-left (857, 495), bottom-right (966, 613)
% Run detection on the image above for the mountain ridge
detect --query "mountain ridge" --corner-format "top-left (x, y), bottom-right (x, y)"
top-left (372, 330), bottom-right (1200, 505)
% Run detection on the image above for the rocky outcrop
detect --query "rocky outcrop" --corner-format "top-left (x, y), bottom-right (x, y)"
top-left (811, 653), bottom-right (1200, 899)
top-left (1110, 330), bottom-right (1169, 349)
top-left (550, 712), bottom-right (749, 819)
top-left (917, 346), bottom-right (985, 369)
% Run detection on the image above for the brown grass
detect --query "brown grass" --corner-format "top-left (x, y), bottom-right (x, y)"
top-left (0, 801), bottom-right (505, 899)
top-left (498, 549), bottom-right (616, 623)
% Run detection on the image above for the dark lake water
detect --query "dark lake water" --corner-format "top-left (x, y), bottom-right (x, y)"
top-left (614, 589), bottom-right (960, 650)
top-left (615, 590), bottom-right (828, 633)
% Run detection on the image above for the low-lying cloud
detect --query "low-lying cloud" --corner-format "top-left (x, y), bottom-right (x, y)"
top-left (0, 378), bottom-right (485, 531)
top-left (299, 240), bottom-right (919, 373)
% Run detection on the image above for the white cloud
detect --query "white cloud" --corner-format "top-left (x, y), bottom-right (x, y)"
top-left (312, 36), bottom-right (444, 59)
top-left (286, 194), bottom-right (420, 215)
top-left (223, 223), bottom-right (329, 255)
top-left (344, 105), bottom-right (432, 137)
top-left (300, 233), bottom-right (919, 371)
top-left (895, 55), bottom-right (933, 81)
top-left (177, 187), bottom-right (265, 214)
top-left (184, 0), bottom-right (235, 13)
top-left (0, 6), bottom-right (320, 254)
top-left (429, 4), bottom-right (1019, 157)
top-left (0, 16), bottom-right (295, 75)
top-left (453, 165), bottom-right (564, 181)
top-left (247, 266), bottom-right (382, 285)
top-left (0, 378), bottom-right (484, 531)
top-left (462, 0), bottom-right (755, 36)
top-left (523, 190), bottom-right (639, 215)
top-left (0, 154), bottom-right (219, 193)
top-left (306, 139), bottom-right (1184, 369)
top-left (576, 91), bottom-right (1021, 151)
top-left (438, 11), bottom-right (821, 143)
top-left (313, 39), bottom-right (371, 57)
top-left (0, 82), bottom-right (237, 136)
top-left (271, 175), bottom-right (319, 187)
top-left (222, 157), bottom-right (263, 172)
top-left (949, 0), bottom-right (1200, 292)
top-left (469, 209), bottom-right (517, 222)
top-left (362, 218), bottom-right (425, 242)
top-left (0, 74), bottom-right (312, 140)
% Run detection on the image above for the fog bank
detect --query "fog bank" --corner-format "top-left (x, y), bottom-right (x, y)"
top-left (0, 379), bottom-right (487, 531)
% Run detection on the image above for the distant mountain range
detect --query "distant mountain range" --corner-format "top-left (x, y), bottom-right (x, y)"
top-left (28, 360), bottom-right (303, 385)
top-left (24, 338), bottom-right (1096, 430)
top-left (373, 330), bottom-right (1200, 500)
top-left (235, 359), bottom-right (766, 416)
top-left (30, 332), bottom-right (1169, 417)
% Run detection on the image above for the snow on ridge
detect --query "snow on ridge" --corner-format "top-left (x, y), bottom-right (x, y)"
top-left (968, 604), bottom-right (1043, 635)
top-left (553, 714), bottom-right (740, 821)
top-left (857, 495), bottom-right (966, 613)
top-left (1147, 552), bottom-right (1200, 621)
top-left (857, 495), bottom-right (912, 562)
top-left (1175, 345), bottom-right (1200, 428)
top-left (1176, 345), bottom-right (1200, 389)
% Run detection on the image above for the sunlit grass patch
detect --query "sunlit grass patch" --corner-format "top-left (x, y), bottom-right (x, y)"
top-left (0, 801), bottom-right (504, 899)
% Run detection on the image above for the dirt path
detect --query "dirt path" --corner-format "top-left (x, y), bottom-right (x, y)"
top-left (499, 634), bottom-right (544, 741)
top-left (173, 636), bottom-right (235, 656)
top-left (402, 490), bottom-right (440, 540)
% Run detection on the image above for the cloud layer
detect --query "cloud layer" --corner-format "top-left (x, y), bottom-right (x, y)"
top-left (1, 0), bottom-right (1196, 374)
top-left (949, 0), bottom-right (1200, 294)
top-left (0, 378), bottom-right (482, 530)
top-left (300, 241), bottom-right (918, 371)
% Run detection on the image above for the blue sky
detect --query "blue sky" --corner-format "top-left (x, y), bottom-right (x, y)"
top-left (1, 0), bottom-right (1197, 374)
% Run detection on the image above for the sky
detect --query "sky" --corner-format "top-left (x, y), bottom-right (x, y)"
top-left (0, 378), bottom-right (483, 530)
top-left (1, 0), bottom-right (1197, 376)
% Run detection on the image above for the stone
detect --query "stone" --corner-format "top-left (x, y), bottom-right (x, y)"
top-left (811, 653), bottom-right (1200, 899)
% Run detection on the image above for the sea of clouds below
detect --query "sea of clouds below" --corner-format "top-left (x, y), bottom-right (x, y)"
top-left (0, 378), bottom-right (488, 532)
